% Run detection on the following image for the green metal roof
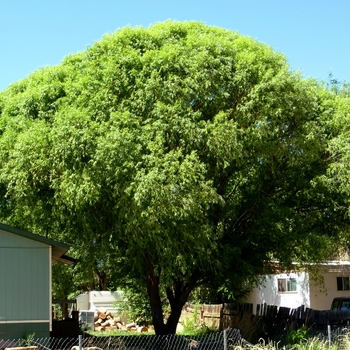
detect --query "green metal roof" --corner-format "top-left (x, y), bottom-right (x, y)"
top-left (0, 222), bottom-right (74, 264)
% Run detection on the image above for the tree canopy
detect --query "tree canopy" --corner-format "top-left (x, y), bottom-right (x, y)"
top-left (0, 21), bottom-right (349, 334)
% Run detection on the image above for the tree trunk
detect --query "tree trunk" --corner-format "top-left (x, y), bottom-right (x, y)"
top-left (164, 300), bottom-right (185, 334)
top-left (147, 274), bottom-right (167, 335)
top-left (62, 302), bottom-right (69, 319)
top-left (147, 267), bottom-right (197, 335)
top-left (164, 279), bottom-right (196, 334)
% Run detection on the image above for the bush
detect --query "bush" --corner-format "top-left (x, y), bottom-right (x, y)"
top-left (181, 303), bottom-right (215, 335)
top-left (288, 326), bottom-right (310, 345)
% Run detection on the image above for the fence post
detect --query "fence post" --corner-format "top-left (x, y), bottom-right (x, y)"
top-left (79, 334), bottom-right (83, 350)
top-left (327, 324), bottom-right (331, 346)
top-left (223, 329), bottom-right (227, 350)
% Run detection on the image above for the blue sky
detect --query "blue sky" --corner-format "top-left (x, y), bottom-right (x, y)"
top-left (1, 0), bottom-right (349, 91)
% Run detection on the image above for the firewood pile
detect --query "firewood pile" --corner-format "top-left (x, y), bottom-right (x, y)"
top-left (93, 307), bottom-right (148, 332)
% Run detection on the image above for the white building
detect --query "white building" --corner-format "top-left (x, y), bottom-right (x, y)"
top-left (244, 261), bottom-right (350, 312)
top-left (76, 290), bottom-right (125, 314)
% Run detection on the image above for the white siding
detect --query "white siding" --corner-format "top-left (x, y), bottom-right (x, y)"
top-left (310, 267), bottom-right (350, 310)
top-left (76, 291), bottom-right (126, 319)
top-left (245, 272), bottom-right (311, 313)
top-left (0, 229), bottom-right (50, 322)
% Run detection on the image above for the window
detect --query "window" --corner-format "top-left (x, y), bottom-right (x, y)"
top-left (331, 299), bottom-right (340, 311)
top-left (337, 277), bottom-right (350, 291)
top-left (341, 301), bottom-right (350, 310)
top-left (278, 278), bottom-right (297, 293)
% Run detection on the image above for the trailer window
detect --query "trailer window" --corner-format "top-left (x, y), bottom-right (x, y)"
top-left (337, 277), bottom-right (350, 291)
top-left (278, 278), bottom-right (297, 293)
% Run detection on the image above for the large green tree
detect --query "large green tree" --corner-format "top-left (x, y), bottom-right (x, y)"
top-left (0, 21), bottom-right (349, 334)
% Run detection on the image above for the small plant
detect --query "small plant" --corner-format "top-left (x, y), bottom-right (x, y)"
top-left (292, 338), bottom-right (338, 350)
top-left (182, 303), bottom-right (200, 333)
top-left (288, 326), bottom-right (310, 345)
top-left (18, 333), bottom-right (35, 347)
top-left (181, 303), bottom-right (214, 335)
top-left (339, 331), bottom-right (350, 350)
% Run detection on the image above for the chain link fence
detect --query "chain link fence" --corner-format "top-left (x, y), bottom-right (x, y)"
top-left (0, 328), bottom-right (244, 350)
top-left (310, 324), bottom-right (350, 347)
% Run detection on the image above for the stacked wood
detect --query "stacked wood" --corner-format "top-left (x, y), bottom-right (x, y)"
top-left (93, 307), bottom-right (148, 332)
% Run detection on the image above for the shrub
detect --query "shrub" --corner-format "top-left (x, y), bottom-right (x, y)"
top-left (288, 326), bottom-right (310, 345)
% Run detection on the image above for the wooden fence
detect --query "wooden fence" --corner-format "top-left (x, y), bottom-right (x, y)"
top-left (183, 302), bottom-right (350, 332)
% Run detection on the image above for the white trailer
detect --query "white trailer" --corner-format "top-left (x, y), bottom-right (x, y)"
top-left (76, 290), bottom-right (127, 328)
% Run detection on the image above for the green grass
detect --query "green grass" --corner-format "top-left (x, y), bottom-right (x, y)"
top-left (86, 329), bottom-right (155, 337)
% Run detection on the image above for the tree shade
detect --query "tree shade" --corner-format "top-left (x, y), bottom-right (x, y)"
top-left (0, 21), bottom-right (349, 334)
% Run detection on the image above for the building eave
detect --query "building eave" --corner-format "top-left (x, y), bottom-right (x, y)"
top-left (0, 222), bottom-right (73, 264)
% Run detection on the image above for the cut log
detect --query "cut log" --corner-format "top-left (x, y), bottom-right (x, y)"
top-left (98, 307), bottom-right (107, 314)
top-left (94, 318), bottom-right (102, 325)
top-left (99, 313), bottom-right (107, 320)
top-left (137, 326), bottom-right (148, 333)
top-left (100, 320), bottom-right (110, 327)
top-left (116, 322), bottom-right (127, 330)
top-left (108, 319), bottom-right (116, 326)
top-left (92, 308), bottom-right (148, 333)
top-left (126, 322), bottom-right (136, 329)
